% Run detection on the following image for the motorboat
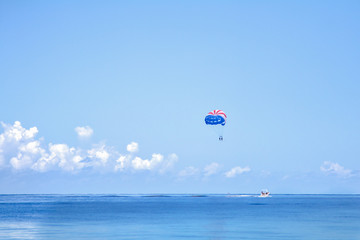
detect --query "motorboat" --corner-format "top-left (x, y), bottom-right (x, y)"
top-left (259, 189), bottom-right (270, 197)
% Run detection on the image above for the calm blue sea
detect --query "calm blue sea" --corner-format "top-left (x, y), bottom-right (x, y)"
top-left (0, 194), bottom-right (359, 239)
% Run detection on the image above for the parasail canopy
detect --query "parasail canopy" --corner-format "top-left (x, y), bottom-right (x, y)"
top-left (205, 110), bottom-right (227, 126)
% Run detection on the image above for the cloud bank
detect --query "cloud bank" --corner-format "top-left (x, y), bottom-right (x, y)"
top-left (0, 121), bottom-right (177, 174)
top-left (0, 121), bottom-right (253, 180)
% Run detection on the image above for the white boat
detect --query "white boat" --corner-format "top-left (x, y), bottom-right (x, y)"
top-left (259, 189), bottom-right (270, 197)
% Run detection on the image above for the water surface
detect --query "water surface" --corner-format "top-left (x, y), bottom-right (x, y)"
top-left (0, 194), bottom-right (359, 239)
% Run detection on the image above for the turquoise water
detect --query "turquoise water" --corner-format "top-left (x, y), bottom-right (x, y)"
top-left (0, 194), bottom-right (359, 239)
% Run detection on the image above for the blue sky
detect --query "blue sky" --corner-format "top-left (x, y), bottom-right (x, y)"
top-left (0, 1), bottom-right (359, 194)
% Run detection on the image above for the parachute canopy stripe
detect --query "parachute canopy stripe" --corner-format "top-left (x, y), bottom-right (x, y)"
top-left (207, 110), bottom-right (227, 119)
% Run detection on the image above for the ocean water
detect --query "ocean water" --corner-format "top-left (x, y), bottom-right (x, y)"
top-left (0, 194), bottom-right (359, 239)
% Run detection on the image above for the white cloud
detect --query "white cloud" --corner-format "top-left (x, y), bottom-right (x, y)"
top-left (114, 155), bottom-right (130, 171)
top-left (0, 121), bottom-right (38, 142)
top-left (75, 126), bottom-right (93, 138)
top-left (0, 121), bottom-right (43, 170)
top-left (54, 144), bottom-right (85, 172)
top-left (159, 153), bottom-right (178, 174)
top-left (320, 161), bottom-right (353, 178)
top-left (225, 166), bottom-right (251, 178)
top-left (31, 144), bottom-right (85, 172)
top-left (203, 162), bottom-right (220, 177)
top-left (32, 145), bottom-right (59, 172)
top-left (122, 152), bottom-right (178, 173)
top-left (0, 135), bottom-right (4, 146)
top-left (88, 145), bottom-right (110, 165)
top-left (132, 157), bottom-right (151, 170)
top-left (127, 142), bottom-right (139, 153)
top-left (10, 154), bottom-right (33, 170)
top-left (178, 166), bottom-right (199, 178)
top-left (11, 140), bottom-right (47, 170)
top-left (0, 121), bottom-right (38, 145)
top-left (131, 153), bottom-right (163, 170)
top-left (0, 152), bottom-right (4, 167)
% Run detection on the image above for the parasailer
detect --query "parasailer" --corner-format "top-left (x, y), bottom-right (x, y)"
top-left (205, 110), bottom-right (227, 141)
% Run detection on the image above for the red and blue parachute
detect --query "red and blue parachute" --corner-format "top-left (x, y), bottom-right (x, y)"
top-left (205, 110), bottom-right (227, 140)
top-left (205, 110), bottom-right (227, 126)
